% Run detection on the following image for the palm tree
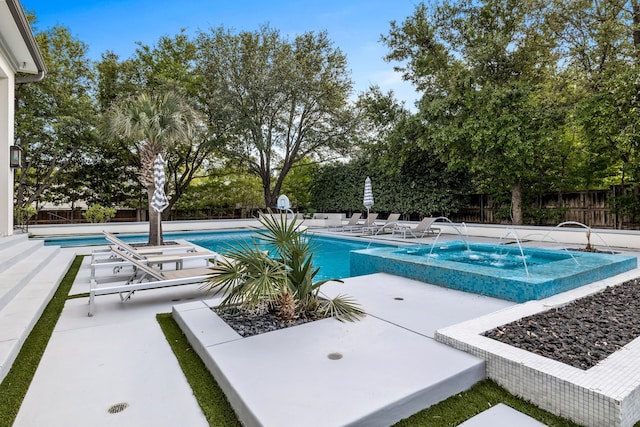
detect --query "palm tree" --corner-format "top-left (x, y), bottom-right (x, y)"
top-left (104, 91), bottom-right (199, 245)
top-left (206, 212), bottom-right (365, 322)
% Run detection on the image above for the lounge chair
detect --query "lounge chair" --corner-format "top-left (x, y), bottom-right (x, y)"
top-left (345, 213), bottom-right (379, 233)
top-left (363, 213), bottom-right (401, 234)
top-left (103, 231), bottom-right (197, 255)
top-left (88, 246), bottom-right (218, 316)
top-left (392, 217), bottom-right (440, 238)
top-left (331, 212), bottom-right (362, 231)
top-left (91, 232), bottom-right (217, 281)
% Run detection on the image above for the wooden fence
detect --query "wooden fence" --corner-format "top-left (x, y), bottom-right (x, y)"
top-left (448, 187), bottom-right (640, 229)
top-left (29, 187), bottom-right (640, 230)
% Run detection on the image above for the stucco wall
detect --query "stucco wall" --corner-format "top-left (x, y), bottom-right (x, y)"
top-left (0, 54), bottom-right (15, 236)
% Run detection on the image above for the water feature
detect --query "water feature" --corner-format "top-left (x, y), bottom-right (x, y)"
top-left (498, 228), bottom-right (530, 276)
top-left (351, 240), bottom-right (637, 302)
top-left (544, 221), bottom-right (615, 254)
top-left (428, 217), bottom-right (471, 251)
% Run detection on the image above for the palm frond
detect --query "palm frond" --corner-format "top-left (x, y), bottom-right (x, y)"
top-left (319, 294), bottom-right (366, 322)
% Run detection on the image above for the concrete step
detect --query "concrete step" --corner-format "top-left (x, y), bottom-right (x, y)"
top-left (0, 244), bottom-right (59, 312)
top-left (0, 248), bottom-right (76, 383)
top-left (0, 233), bottom-right (29, 251)
top-left (0, 235), bottom-right (37, 273)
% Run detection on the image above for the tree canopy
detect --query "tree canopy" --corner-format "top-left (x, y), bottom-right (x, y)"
top-left (195, 25), bottom-right (356, 207)
top-left (16, 3), bottom-right (640, 226)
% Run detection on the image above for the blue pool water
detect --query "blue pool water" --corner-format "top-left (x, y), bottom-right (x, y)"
top-left (42, 230), bottom-right (390, 281)
top-left (351, 241), bottom-right (638, 302)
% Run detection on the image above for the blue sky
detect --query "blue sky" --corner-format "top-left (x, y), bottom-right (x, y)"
top-left (20, 0), bottom-right (420, 108)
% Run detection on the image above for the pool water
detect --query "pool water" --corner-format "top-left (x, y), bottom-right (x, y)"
top-left (352, 241), bottom-right (638, 302)
top-left (41, 230), bottom-right (390, 281)
top-left (183, 231), bottom-right (390, 280)
top-left (404, 245), bottom-right (570, 270)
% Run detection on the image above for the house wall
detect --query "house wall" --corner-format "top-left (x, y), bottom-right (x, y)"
top-left (0, 54), bottom-right (14, 236)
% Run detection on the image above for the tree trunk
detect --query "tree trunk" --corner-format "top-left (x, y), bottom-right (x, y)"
top-left (511, 181), bottom-right (523, 225)
top-left (147, 186), bottom-right (163, 246)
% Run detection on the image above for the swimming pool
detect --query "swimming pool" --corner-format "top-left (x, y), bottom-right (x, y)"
top-left (41, 230), bottom-right (392, 281)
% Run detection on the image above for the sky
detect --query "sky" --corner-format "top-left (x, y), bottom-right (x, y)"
top-left (19, 0), bottom-right (421, 109)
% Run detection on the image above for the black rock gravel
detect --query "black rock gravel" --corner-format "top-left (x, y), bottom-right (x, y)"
top-left (213, 306), bottom-right (323, 337)
top-left (484, 278), bottom-right (640, 370)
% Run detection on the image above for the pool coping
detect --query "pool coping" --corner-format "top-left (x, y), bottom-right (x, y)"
top-left (435, 265), bottom-right (640, 427)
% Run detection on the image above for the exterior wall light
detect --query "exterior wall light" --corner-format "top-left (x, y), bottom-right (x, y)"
top-left (10, 145), bottom-right (22, 168)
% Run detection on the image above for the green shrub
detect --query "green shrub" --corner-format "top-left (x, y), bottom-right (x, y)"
top-left (14, 205), bottom-right (36, 227)
top-left (83, 204), bottom-right (117, 223)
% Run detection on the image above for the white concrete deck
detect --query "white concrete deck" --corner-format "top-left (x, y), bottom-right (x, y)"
top-left (14, 251), bottom-right (516, 427)
top-left (14, 224), bottom-right (637, 426)
top-left (173, 273), bottom-right (514, 426)
top-left (458, 403), bottom-right (547, 426)
top-left (13, 256), bottom-right (210, 427)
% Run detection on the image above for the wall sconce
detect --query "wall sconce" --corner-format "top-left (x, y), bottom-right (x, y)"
top-left (10, 146), bottom-right (22, 168)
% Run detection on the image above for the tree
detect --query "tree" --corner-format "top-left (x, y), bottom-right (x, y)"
top-left (14, 24), bottom-right (98, 213)
top-left (382, 0), bottom-right (566, 224)
top-left (195, 25), bottom-right (356, 208)
top-left (103, 91), bottom-right (200, 245)
top-left (95, 33), bottom-right (223, 217)
top-left (174, 164), bottom-right (263, 218)
top-left (547, 0), bottom-right (640, 188)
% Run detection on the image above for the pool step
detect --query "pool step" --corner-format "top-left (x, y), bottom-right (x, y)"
top-left (0, 234), bottom-right (76, 383)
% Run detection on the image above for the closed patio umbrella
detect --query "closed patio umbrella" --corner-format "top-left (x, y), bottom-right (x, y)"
top-left (152, 154), bottom-right (169, 213)
top-left (363, 176), bottom-right (374, 218)
top-left (151, 154), bottom-right (169, 244)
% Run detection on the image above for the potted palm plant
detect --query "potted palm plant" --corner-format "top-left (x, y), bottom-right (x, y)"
top-left (206, 211), bottom-right (365, 325)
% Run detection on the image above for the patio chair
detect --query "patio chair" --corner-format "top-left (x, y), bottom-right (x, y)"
top-left (331, 212), bottom-right (362, 231)
top-left (91, 231), bottom-right (218, 281)
top-left (392, 217), bottom-right (440, 239)
top-left (363, 213), bottom-right (401, 234)
top-left (103, 231), bottom-right (197, 255)
top-left (88, 246), bottom-right (218, 316)
top-left (345, 213), bottom-right (379, 233)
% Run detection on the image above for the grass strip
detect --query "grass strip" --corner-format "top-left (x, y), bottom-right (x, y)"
top-left (0, 255), bottom-right (84, 427)
top-left (392, 378), bottom-right (582, 426)
top-left (156, 313), bottom-right (241, 426)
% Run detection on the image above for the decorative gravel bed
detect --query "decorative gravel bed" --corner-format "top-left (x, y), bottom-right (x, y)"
top-left (484, 278), bottom-right (640, 370)
top-left (214, 306), bottom-right (325, 337)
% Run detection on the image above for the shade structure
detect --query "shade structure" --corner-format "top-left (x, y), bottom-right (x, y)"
top-left (151, 154), bottom-right (169, 213)
top-left (363, 176), bottom-right (374, 217)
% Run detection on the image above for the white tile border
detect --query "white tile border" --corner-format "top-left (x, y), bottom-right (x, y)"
top-left (436, 267), bottom-right (640, 427)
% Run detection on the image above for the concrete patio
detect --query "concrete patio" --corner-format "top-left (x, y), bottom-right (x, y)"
top-left (4, 222), bottom-right (640, 426)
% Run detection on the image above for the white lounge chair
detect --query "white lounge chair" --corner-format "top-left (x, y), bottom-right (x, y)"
top-left (88, 246), bottom-right (217, 316)
top-left (103, 231), bottom-right (197, 254)
top-left (331, 212), bottom-right (362, 231)
top-left (345, 213), bottom-right (378, 233)
top-left (363, 213), bottom-right (401, 234)
top-left (392, 217), bottom-right (440, 238)
top-left (91, 231), bottom-right (218, 281)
